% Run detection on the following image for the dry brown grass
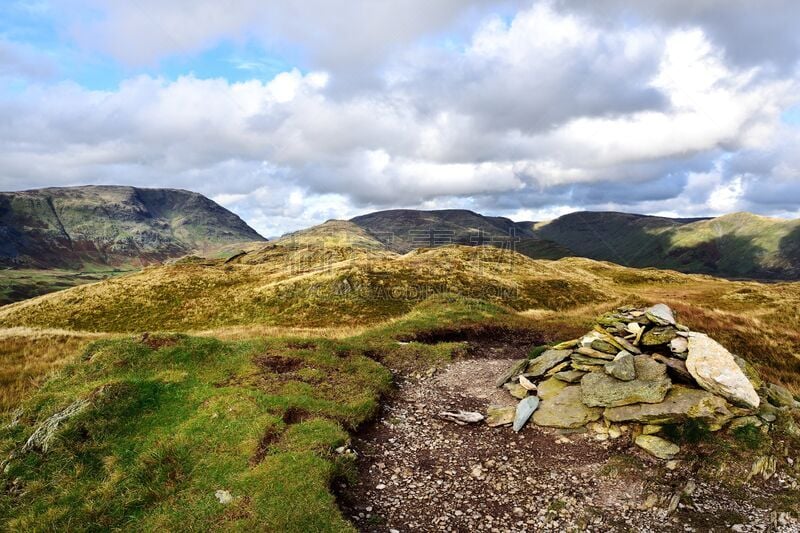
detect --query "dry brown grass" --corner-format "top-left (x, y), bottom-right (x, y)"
top-left (0, 328), bottom-right (111, 413)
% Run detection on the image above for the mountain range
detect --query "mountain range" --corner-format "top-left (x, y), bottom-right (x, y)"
top-left (348, 208), bottom-right (800, 280)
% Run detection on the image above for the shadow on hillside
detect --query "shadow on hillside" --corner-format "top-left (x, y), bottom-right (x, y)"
top-left (778, 225), bottom-right (800, 278)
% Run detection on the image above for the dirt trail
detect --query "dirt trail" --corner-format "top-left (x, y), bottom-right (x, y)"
top-left (338, 356), bottom-right (799, 532)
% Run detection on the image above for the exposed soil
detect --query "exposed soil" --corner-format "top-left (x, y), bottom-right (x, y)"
top-left (398, 325), bottom-right (545, 360)
top-left (337, 356), bottom-right (800, 532)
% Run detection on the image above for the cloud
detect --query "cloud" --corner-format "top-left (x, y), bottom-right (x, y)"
top-left (1, 1), bottom-right (799, 235)
top-left (0, 37), bottom-right (55, 80)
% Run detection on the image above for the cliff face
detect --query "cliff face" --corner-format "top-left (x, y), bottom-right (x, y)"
top-left (0, 185), bottom-right (265, 269)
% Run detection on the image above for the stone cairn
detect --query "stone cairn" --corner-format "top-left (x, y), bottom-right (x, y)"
top-left (441, 304), bottom-right (799, 460)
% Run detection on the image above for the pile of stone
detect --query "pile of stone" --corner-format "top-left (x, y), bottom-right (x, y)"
top-left (474, 304), bottom-right (797, 459)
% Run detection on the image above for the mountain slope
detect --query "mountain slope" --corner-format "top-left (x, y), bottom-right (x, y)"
top-left (350, 209), bottom-right (571, 259)
top-left (0, 185), bottom-right (265, 270)
top-left (534, 211), bottom-right (800, 279)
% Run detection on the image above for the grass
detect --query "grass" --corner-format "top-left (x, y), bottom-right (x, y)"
top-left (0, 269), bottom-right (132, 306)
top-left (0, 334), bottom-right (392, 530)
top-left (0, 328), bottom-right (109, 414)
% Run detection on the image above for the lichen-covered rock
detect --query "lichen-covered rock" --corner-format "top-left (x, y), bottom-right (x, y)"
top-left (686, 333), bottom-right (760, 409)
top-left (766, 383), bottom-right (796, 408)
top-left (553, 370), bottom-right (586, 384)
top-left (537, 377), bottom-right (568, 400)
top-left (582, 355), bottom-right (671, 407)
top-left (604, 385), bottom-right (734, 428)
top-left (576, 346), bottom-right (616, 361)
top-left (590, 339), bottom-right (619, 355)
top-left (635, 435), bottom-right (680, 459)
top-left (734, 355), bottom-right (763, 391)
top-left (605, 351), bottom-right (635, 381)
top-left (486, 405), bottom-right (516, 427)
top-left (641, 326), bottom-right (677, 346)
top-left (504, 382), bottom-right (529, 400)
top-left (526, 349), bottom-right (572, 378)
top-left (533, 386), bottom-right (602, 429)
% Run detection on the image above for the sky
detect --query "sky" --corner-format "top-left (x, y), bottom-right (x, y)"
top-left (1, 1), bottom-right (800, 237)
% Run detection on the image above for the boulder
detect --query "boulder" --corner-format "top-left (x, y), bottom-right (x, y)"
top-left (686, 333), bottom-right (760, 409)
top-left (604, 385), bottom-right (734, 428)
top-left (645, 303), bottom-right (676, 326)
top-left (533, 386), bottom-right (602, 429)
top-left (581, 355), bottom-right (671, 407)
top-left (486, 405), bottom-right (516, 427)
top-left (513, 396), bottom-right (540, 432)
top-left (641, 326), bottom-right (677, 346)
top-left (526, 349), bottom-right (572, 378)
top-left (605, 351), bottom-right (636, 381)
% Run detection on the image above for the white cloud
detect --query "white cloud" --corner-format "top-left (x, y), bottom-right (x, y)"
top-left (1, 1), bottom-right (800, 235)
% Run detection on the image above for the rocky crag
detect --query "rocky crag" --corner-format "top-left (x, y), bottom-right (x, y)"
top-left (446, 304), bottom-right (798, 462)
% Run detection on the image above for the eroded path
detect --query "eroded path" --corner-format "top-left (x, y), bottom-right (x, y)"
top-left (338, 357), bottom-right (799, 532)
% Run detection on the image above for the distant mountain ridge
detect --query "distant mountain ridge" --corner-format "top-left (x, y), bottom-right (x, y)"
top-left (0, 185), bottom-right (265, 269)
top-left (346, 208), bottom-right (800, 280)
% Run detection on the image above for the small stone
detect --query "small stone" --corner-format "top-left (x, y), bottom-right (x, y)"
top-left (495, 359), bottom-right (530, 387)
top-left (766, 383), bottom-right (796, 408)
top-left (642, 424), bottom-right (662, 435)
top-left (376, 483), bottom-right (387, 490)
top-left (553, 370), bottom-right (586, 384)
top-left (605, 351), bottom-right (636, 381)
top-left (728, 416), bottom-right (762, 430)
top-left (669, 336), bottom-right (688, 354)
top-left (504, 382), bottom-right (529, 400)
top-left (486, 405), bottom-right (516, 427)
top-left (665, 460), bottom-right (680, 470)
top-left (526, 350), bottom-right (572, 377)
top-left (645, 303), bottom-right (676, 326)
top-left (590, 339), bottom-right (619, 355)
top-left (438, 410), bottom-right (485, 425)
top-left (519, 375), bottom-right (538, 391)
top-left (215, 490), bottom-right (233, 504)
top-left (635, 435), bottom-right (680, 459)
top-left (641, 326), bottom-right (678, 346)
top-left (513, 396), bottom-right (540, 432)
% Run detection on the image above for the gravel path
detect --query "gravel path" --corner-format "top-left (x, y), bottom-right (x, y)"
top-left (338, 358), bottom-right (800, 532)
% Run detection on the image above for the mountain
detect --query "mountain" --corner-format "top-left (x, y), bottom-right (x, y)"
top-left (535, 211), bottom-right (800, 280)
top-left (350, 209), bottom-right (571, 259)
top-left (0, 185), bottom-right (265, 270)
top-left (346, 208), bottom-right (800, 280)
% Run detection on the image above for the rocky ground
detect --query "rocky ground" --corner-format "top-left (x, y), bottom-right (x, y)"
top-left (338, 357), bottom-right (800, 532)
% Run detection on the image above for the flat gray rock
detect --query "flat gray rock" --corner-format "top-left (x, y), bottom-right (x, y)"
top-left (513, 396), bottom-right (540, 432)
top-left (526, 349), bottom-right (572, 378)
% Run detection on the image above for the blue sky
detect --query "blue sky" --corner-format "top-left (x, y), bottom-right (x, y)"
top-left (1, 0), bottom-right (800, 236)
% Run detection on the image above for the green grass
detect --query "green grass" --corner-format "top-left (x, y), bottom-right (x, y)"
top-left (0, 334), bottom-right (393, 530)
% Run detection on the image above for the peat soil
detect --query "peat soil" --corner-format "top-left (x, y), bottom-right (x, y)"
top-left (337, 337), bottom-right (800, 532)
